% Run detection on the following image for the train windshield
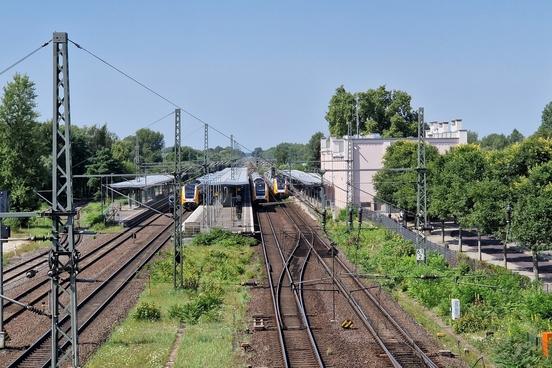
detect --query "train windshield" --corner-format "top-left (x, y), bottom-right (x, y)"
top-left (255, 181), bottom-right (265, 193)
top-left (185, 184), bottom-right (196, 197)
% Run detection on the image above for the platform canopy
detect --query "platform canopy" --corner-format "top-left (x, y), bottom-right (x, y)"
top-left (283, 170), bottom-right (322, 186)
top-left (109, 174), bottom-right (173, 189)
top-left (197, 167), bottom-right (249, 186)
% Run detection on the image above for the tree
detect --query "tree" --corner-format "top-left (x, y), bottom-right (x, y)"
top-left (325, 85), bottom-right (418, 138)
top-left (252, 147), bottom-right (263, 158)
top-left (508, 129), bottom-right (524, 144)
top-left (511, 190), bottom-right (552, 280)
top-left (85, 148), bottom-right (126, 197)
top-left (479, 133), bottom-right (510, 150)
top-left (374, 141), bottom-right (439, 213)
top-left (467, 130), bottom-right (479, 144)
top-left (430, 145), bottom-right (487, 250)
top-left (536, 101), bottom-right (552, 138)
top-left (306, 132), bottom-right (324, 170)
top-left (325, 86), bottom-right (355, 137)
top-left (0, 74), bottom-right (46, 212)
top-left (130, 128), bottom-right (165, 163)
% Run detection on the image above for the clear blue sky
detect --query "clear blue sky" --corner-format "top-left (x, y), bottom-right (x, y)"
top-left (1, 1), bottom-right (551, 150)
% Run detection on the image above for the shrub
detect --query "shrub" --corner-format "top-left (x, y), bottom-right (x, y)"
top-left (191, 228), bottom-right (256, 247)
top-left (133, 302), bottom-right (161, 321)
top-left (168, 292), bottom-right (222, 324)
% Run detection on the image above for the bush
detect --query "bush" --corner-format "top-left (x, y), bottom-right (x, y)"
top-left (192, 228), bottom-right (256, 247)
top-left (168, 292), bottom-right (223, 324)
top-left (133, 302), bottom-right (161, 321)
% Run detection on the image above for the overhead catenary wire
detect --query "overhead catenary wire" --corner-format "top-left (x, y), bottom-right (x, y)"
top-left (68, 39), bottom-right (253, 153)
top-left (0, 39), bottom-right (52, 77)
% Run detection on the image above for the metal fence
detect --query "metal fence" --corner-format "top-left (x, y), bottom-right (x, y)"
top-left (366, 210), bottom-right (459, 265)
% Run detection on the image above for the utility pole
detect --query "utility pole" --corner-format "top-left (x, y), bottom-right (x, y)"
top-left (415, 107), bottom-right (427, 261)
top-left (50, 31), bottom-right (79, 368)
top-left (134, 136), bottom-right (140, 171)
top-left (202, 124), bottom-right (209, 228)
top-left (230, 134), bottom-right (235, 180)
top-left (355, 95), bottom-right (360, 137)
top-left (0, 190), bottom-right (7, 348)
top-left (173, 109), bottom-right (183, 289)
top-left (346, 112), bottom-right (353, 231)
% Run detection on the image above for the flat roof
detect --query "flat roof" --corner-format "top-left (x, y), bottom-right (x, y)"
top-left (283, 170), bottom-right (321, 186)
top-left (109, 174), bottom-right (173, 189)
top-left (197, 167), bottom-right (249, 186)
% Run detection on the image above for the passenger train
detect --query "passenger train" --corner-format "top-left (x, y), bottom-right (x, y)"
top-left (265, 168), bottom-right (289, 199)
top-left (250, 172), bottom-right (269, 203)
top-left (181, 182), bottom-right (201, 209)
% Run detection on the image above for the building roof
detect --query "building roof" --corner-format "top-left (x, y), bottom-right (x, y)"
top-left (197, 167), bottom-right (249, 186)
top-left (283, 170), bottom-right (322, 186)
top-left (109, 174), bottom-right (173, 189)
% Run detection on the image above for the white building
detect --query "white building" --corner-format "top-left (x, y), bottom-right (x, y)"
top-left (320, 120), bottom-right (468, 210)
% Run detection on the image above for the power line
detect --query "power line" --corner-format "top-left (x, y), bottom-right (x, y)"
top-left (0, 39), bottom-right (52, 77)
top-left (68, 39), bottom-right (253, 152)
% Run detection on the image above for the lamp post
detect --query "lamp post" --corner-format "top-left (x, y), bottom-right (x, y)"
top-left (505, 203), bottom-right (512, 268)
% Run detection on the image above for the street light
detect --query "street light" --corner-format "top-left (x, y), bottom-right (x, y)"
top-left (504, 203), bottom-right (512, 268)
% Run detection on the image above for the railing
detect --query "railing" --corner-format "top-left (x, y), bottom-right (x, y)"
top-left (366, 210), bottom-right (459, 265)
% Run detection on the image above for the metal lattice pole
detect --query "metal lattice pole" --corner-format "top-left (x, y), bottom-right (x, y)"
top-left (134, 136), bottom-right (140, 171)
top-left (173, 109), bottom-right (183, 288)
top-left (230, 134), bottom-right (235, 180)
top-left (416, 107), bottom-right (428, 261)
top-left (50, 32), bottom-right (79, 368)
top-left (416, 107), bottom-right (428, 230)
top-left (346, 114), bottom-right (353, 230)
top-left (202, 124), bottom-right (209, 228)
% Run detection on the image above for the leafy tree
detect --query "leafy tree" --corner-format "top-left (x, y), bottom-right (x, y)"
top-left (511, 160), bottom-right (552, 279)
top-left (430, 145), bottom-right (487, 250)
top-left (325, 85), bottom-right (418, 138)
top-left (467, 130), bottom-right (478, 144)
top-left (508, 129), bottom-right (524, 144)
top-left (325, 85), bottom-right (355, 137)
top-left (85, 148), bottom-right (126, 197)
top-left (252, 147), bottom-right (263, 158)
top-left (134, 128), bottom-right (165, 163)
top-left (0, 74), bottom-right (46, 212)
top-left (479, 133), bottom-right (510, 150)
top-left (536, 101), bottom-right (552, 138)
top-left (374, 141), bottom-right (439, 213)
top-left (306, 132), bottom-right (324, 170)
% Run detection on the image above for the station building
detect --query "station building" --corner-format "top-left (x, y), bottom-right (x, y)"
top-left (320, 120), bottom-right (468, 210)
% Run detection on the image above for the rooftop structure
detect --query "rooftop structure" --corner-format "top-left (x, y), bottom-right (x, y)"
top-left (109, 174), bottom-right (173, 189)
top-left (196, 167), bottom-right (249, 186)
top-left (282, 170), bottom-right (322, 187)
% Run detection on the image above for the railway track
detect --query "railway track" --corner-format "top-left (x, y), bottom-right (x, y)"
top-left (281, 203), bottom-right (440, 368)
top-left (2, 213), bottom-right (168, 325)
top-left (8, 214), bottom-right (176, 367)
top-left (258, 208), bottom-right (325, 368)
top-left (2, 196), bottom-right (170, 288)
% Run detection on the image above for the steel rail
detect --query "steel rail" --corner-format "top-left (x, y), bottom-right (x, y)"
top-left (8, 218), bottom-right (175, 368)
top-left (2, 213), bottom-right (166, 323)
top-left (282, 204), bottom-right (440, 368)
top-left (257, 211), bottom-right (290, 368)
top-left (265, 209), bottom-right (325, 368)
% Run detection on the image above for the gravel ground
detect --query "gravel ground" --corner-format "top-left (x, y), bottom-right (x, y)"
top-left (246, 204), bottom-right (468, 368)
top-left (0, 214), bottom-right (171, 367)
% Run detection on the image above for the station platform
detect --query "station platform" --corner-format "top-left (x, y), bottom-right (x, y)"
top-left (183, 205), bottom-right (254, 236)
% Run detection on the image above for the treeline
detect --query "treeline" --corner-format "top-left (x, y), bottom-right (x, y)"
top-left (252, 132), bottom-right (324, 171)
top-left (0, 74), bottom-right (243, 212)
top-left (374, 104), bottom-right (552, 278)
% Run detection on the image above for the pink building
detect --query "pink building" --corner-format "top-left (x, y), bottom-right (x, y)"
top-left (320, 120), bottom-right (468, 210)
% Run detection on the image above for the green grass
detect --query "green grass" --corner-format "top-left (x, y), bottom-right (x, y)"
top-left (327, 216), bottom-right (552, 368)
top-left (79, 202), bottom-right (122, 233)
top-left (86, 229), bottom-right (259, 368)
